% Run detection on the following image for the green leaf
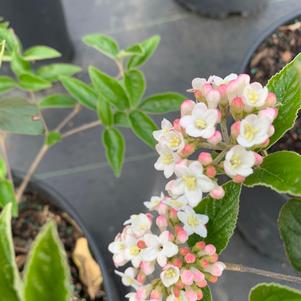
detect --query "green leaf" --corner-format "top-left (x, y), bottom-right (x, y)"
top-left (0, 204), bottom-right (22, 301)
top-left (46, 131), bottom-right (62, 146)
top-left (279, 199), bottom-right (301, 272)
top-left (60, 76), bottom-right (97, 110)
top-left (127, 35), bottom-right (160, 69)
top-left (97, 96), bottom-right (113, 126)
top-left (0, 157), bottom-right (7, 180)
top-left (0, 97), bottom-right (44, 135)
top-left (89, 66), bottom-right (129, 109)
top-left (128, 110), bottom-right (157, 148)
top-left (118, 44), bottom-right (144, 58)
top-left (23, 45), bottom-right (61, 61)
top-left (245, 151), bottom-right (301, 196)
top-left (114, 111), bottom-right (130, 127)
top-left (189, 181), bottom-right (241, 253)
top-left (267, 53), bottom-right (301, 147)
top-left (0, 26), bottom-right (22, 54)
top-left (249, 283), bottom-right (301, 301)
top-left (0, 180), bottom-right (18, 216)
top-left (18, 73), bottom-right (52, 91)
top-left (124, 69), bottom-right (145, 107)
top-left (83, 34), bottom-right (119, 59)
top-left (0, 76), bottom-right (16, 93)
top-left (37, 63), bottom-right (81, 81)
top-left (11, 52), bottom-right (31, 76)
top-left (39, 94), bottom-right (77, 109)
top-left (24, 221), bottom-right (72, 301)
top-left (139, 92), bottom-right (186, 113)
top-left (202, 286), bottom-right (212, 301)
top-left (102, 127), bottom-right (125, 177)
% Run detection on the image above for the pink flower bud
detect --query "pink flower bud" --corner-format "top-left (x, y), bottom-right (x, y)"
top-left (205, 262), bottom-right (225, 277)
top-left (181, 99), bottom-right (195, 116)
top-left (205, 244), bottom-right (216, 255)
top-left (185, 289), bottom-right (198, 301)
top-left (181, 270), bottom-right (194, 286)
top-left (259, 107), bottom-right (278, 121)
top-left (231, 96), bottom-right (244, 113)
top-left (266, 92), bottom-right (277, 107)
top-left (206, 165), bottom-right (216, 178)
top-left (172, 257), bottom-right (183, 268)
top-left (140, 261), bottom-right (155, 275)
top-left (261, 138), bottom-right (270, 147)
top-left (173, 118), bottom-right (181, 131)
top-left (175, 225), bottom-right (188, 243)
top-left (157, 202), bottom-right (168, 215)
top-left (194, 90), bottom-right (203, 100)
top-left (168, 232), bottom-right (175, 241)
top-left (181, 144), bottom-right (195, 157)
top-left (150, 289), bottom-right (162, 301)
top-left (233, 175), bottom-right (246, 183)
top-left (207, 131), bottom-right (222, 145)
top-left (199, 258), bottom-right (209, 268)
top-left (156, 215), bottom-right (168, 231)
top-left (137, 240), bottom-right (146, 249)
top-left (196, 279), bottom-right (207, 288)
top-left (254, 152), bottom-right (263, 166)
top-left (208, 275), bottom-right (218, 283)
top-left (268, 125), bottom-right (275, 136)
top-left (193, 269), bottom-right (205, 282)
top-left (169, 207), bottom-right (178, 220)
top-left (137, 271), bottom-right (146, 284)
top-left (218, 84), bottom-right (228, 103)
top-left (185, 252), bottom-right (196, 263)
top-left (209, 186), bottom-right (225, 200)
top-left (231, 121), bottom-right (241, 138)
top-left (196, 290), bottom-right (204, 300)
top-left (206, 89), bottom-right (221, 108)
top-left (180, 247), bottom-right (190, 256)
top-left (146, 213), bottom-right (153, 222)
top-left (195, 241), bottom-right (206, 250)
top-left (198, 152), bottom-right (212, 166)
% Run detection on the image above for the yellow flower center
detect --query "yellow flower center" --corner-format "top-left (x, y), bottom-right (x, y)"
top-left (230, 154), bottom-right (241, 169)
top-left (244, 123), bottom-right (258, 141)
top-left (195, 118), bottom-right (207, 129)
top-left (169, 199), bottom-right (185, 208)
top-left (247, 90), bottom-right (259, 104)
top-left (139, 223), bottom-right (148, 231)
top-left (162, 153), bottom-right (174, 164)
top-left (183, 176), bottom-right (197, 190)
top-left (130, 245), bottom-right (140, 256)
top-left (187, 214), bottom-right (200, 227)
top-left (168, 136), bottom-right (181, 148)
top-left (165, 268), bottom-right (177, 279)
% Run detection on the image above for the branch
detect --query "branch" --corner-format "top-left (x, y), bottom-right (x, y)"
top-left (225, 262), bottom-right (301, 285)
top-left (61, 120), bottom-right (101, 139)
top-left (54, 104), bottom-right (81, 132)
top-left (0, 135), bottom-right (13, 184)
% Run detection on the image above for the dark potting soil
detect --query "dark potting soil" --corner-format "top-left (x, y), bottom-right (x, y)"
top-left (246, 17), bottom-right (301, 153)
top-left (12, 191), bottom-right (106, 301)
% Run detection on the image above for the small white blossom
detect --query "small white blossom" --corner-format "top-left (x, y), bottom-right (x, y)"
top-left (115, 267), bottom-right (139, 288)
top-left (125, 285), bottom-right (152, 301)
top-left (124, 235), bottom-right (142, 268)
top-left (177, 206), bottom-right (209, 237)
top-left (144, 193), bottom-right (164, 211)
top-left (124, 213), bottom-right (151, 237)
top-left (180, 103), bottom-right (219, 138)
top-left (167, 292), bottom-right (188, 301)
top-left (208, 73), bottom-right (238, 87)
top-left (164, 195), bottom-right (188, 210)
top-left (141, 231), bottom-right (178, 267)
top-left (191, 77), bottom-right (207, 92)
top-left (160, 265), bottom-right (180, 287)
top-left (237, 114), bottom-right (272, 147)
top-left (242, 82), bottom-right (268, 108)
top-left (153, 118), bottom-right (173, 141)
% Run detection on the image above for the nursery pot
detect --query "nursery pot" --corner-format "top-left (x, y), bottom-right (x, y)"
top-left (13, 172), bottom-right (121, 301)
top-left (238, 11), bottom-right (301, 260)
top-left (174, 0), bottom-right (266, 18)
top-left (0, 0), bottom-right (74, 61)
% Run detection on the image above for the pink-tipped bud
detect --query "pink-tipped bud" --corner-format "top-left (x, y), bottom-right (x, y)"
top-left (180, 247), bottom-right (190, 256)
top-left (259, 107), bottom-right (278, 121)
top-left (205, 262), bottom-right (225, 277)
top-left (146, 213), bottom-right (153, 222)
top-left (205, 244), bottom-right (216, 255)
top-left (185, 253), bottom-right (196, 264)
top-left (198, 152), bottom-right (212, 166)
top-left (175, 225), bottom-right (188, 243)
top-left (218, 84), bottom-right (227, 102)
top-left (173, 118), bottom-right (181, 131)
top-left (233, 175), bottom-right (246, 183)
top-left (261, 138), bottom-right (270, 147)
top-left (206, 89), bottom-right (221, 109)
top-left (156, 215), bottom-right (168, 231)
top-left (196, 290), bottom-right (204, 300)
top-left (206, 166), bottom-right (216, 178)
top-left (181, 99), bottom-right (195, 116)
top-left (194, 90), bottom-right (203, 100)
top-left (150, 289), bottom-right (162, 301)
top-left (195, 241), bottom-right (206, 250)
top-left (181, 270), bottom-right (194, 286)
top-left (185, 289), bottom-right (198, 301)
top-left (209, 186), bottom-right (225, 200)
top-left (193, 269), bottom-right (205, 282)
top-left (196, 279), bottom-right (208, 288)
top-left (207, 131), bottom-right (222, 145)
top-left (208, 254), bottom-right (219, 263)
top-left (207, 275), bottom-right (218, 283)
top-left (157, 202), bottom-right (168, 215)
top-left (266, 92), bottom-right (277, 107)
top-left (169, 232), bottom-right (175, 241)
top-left (140, 261), bottom-right (154, 275)
top-left (172, 257), bottom-right (183, 268)
top-left (169, 208), bottom-right (178, 221)
top-left (231, 96), bottom-right (244, 113)
top-left (137, 271), bottom-right (146, 284)
top-left (231, 121), bottom-right (241, 138)
top-left (199, 258), bottom-right (209, 268)
top-left (181, 144), bottom-right (195, 157)
top-left (173, 287), bottom-right (181, 298)
top-left (137, 240), bottom-right (146, 249)
top-left (254, 152), bottom-right (263, 166)
top-left (268, 125), bottom-right (275, 136)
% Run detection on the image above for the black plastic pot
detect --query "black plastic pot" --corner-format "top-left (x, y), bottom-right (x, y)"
top-left (175, 0), bottom-right (266, 18)
top-left (0, 0), bottom-right (74, 61)
top-left (14, 173), bottom-right (121, 301)
top-left (238, 11), bottom-right (301, 260)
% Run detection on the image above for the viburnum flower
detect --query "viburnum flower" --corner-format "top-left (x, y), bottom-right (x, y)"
top-left (153, 118), bottom-right (173, 141)
top-left (144, 192), bottom-right (165, 211)
top-left (160, 265), bottom-right (180, 287)
top-left (124, 213), bottom-right (152, 237)
top-left (242, 82), bottom-right (268, 109)
top-left (115, 267), bottom-right (139, 288)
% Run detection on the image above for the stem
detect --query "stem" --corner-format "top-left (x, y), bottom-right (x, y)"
top-left (213, 149), bottom-right (227, 165)
top-left (61, 120), bottom-right (101, 139)
top-left (225, 262), bottom-right (301, 285)
top-left (221, 117), bottom-right (230, 144)
top-left (115, 58), bottom-right (124, 79)
top-left (54, 105), bottom-right (81, 132)
top-left (0, 136), bottom-right (13, 183)
top-left (16, 144), bottom-right (49, 202)
top-left (198, 142), bottom-right (225, 151)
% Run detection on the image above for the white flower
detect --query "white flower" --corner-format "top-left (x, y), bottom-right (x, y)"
top-left (141, 231), bottom-right (178, 267)
top-left (224, 145), bottom-right (255, 177)
top-left (180, 103), bottom-right (218, 138)
top-left (208, 73), bottom-right (238, 87)
top-left (237, 114), bottom-right (272, 147)
top-left (166, 161), bottom-right (214, 207)
top-left (161, 131), bottom-right (185, 152)
top-left (124, 213), bottom-right (152, 237)
top-left (153, 118), bottom-right (173, 141)
top-left (242, 82), bottom-right (268, 108)
top-left (227, 74), bottom-right (250, 101)
top-left (160, 265), bottom-right (180, 287)
top-left (191, 77), bottom-right (207, 92)
top-left (167, 292), bottom-right (188, 301)
top-left (154, 144), bottom-right (180, 178)
top-left (125, 285), bottom-right (152, 301)
top-left (123, 235), bottom-right (142, 268)
top-left (115, 267), bottom-right (139, 288)
top-left (164, 195), bottom-right (188, 210)
top-left (177, 206), bottom-right (209, 237)
top-left (144, 193), bottom-right (164, 211)
top-left (108, 235), bottom-right (128, 267)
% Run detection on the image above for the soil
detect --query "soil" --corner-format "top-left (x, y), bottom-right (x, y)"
top-left (246, 17), bottom-right (301, 153)
top-left (12, 191), bottom-right (106, 301)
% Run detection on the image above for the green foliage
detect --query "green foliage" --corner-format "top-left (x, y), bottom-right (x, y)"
top-left (97, 96), bottom-right (113, 126)
top-left (245, 151), bottom-right (301, 196)
top-left (0, 76), bottom-right (16, 93)
top-left (11, 52), bottom-right (31, 76)
top-left (139, 92), bottom-right (186, 113)
top-left (23, 46), bottom-right (61, 61)
top-left (23, 221), bottom-right (72, 301)
top-left (0, 204), bottom-right (22, 301)
top-left (249, 283), bottom-right (301, 301)
top-left (128, 111), bottom-right (157, 148)
top-left (267, 53), bottom-right (301, 148)
top-left (0, 179), bottom-right (18, 216)
top-left (39, 94), bottom-right (77, 109)
top-left (119, 44), bottom-right (144, 57)
top-left (279, 199), bottom-right (301, 272)
top-left (37, 63), bottom-right (81, 81)
top-left (189, 182), bottom-right (241, 253)
top-left (202, 286), bottom-right (212, 301)
top-left (18, 73), bottom-right (51, 91)
top-left (46, 131), bottom-right (62, 146)
top-left (124, 69), bottom-right (145, 107)
top-left (114, 111), bottom-right (130, 127)
top-left (0, 24), bottom-right (21, 55)
top-left (102, 127), bottom-right (125, 176)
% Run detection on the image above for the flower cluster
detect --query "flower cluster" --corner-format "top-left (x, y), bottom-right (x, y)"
top-left (109, 193), bottom-right (225, 300)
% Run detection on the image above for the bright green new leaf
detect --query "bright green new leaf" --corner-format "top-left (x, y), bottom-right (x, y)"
top-left (39, 94), bottom-right (77, 109)
top-left (23, 221), bottom-right (72, 301)
top-left (189, 182), bottom-right (241, 253)
top-left (118, 44), bottom-right (144, 58)
top-left (102, 127), bottom-right (125, 177)
top-left (124, 69), bottom-right (145, 107)
top-left (279, 199), bottom-right (301, 272)
top-left (0, 76), bottom-right (16, 93)
top-left (37, 63), bottom-right (81, 81)
top-left (23, 45), bottom-right (61, 61)
top-left (245, 151), bottom-right (301, 196)
top-left (127, 35), bottom-right (160, 69)
top-left (139, 92), bottom-right (186, 113)
top-left (60, 76), bottom-right (97, 110)
top-left (89, 66), bottom-right (129, 109)
top-left (128, 111), bottom-right (157, 148)
top-left (97, 96), bottom-right (113, 126)
top-left (267, 53), bottom-right (301, 148)
top-left (0, 97), bottom-right (44, 135)
top-left (0, 180), bottom-right (18, 216)
top-left (0, 26), bottom-right (21, 54)
top-left (0, 40), bottom-right (6, 67)
top-left (0, 157), bottom-right (7, 180)
top-left (46, 131), bottom-right (62, 146)
top-left (18, 73), bottom-right (52, 91)
top-left (249, 283), bottom-right (301, 301)
top-left (0, 204), bottom-right (22, 301)
top-left (114, 111), bottom-right (130, 128)
top-left (83, 34), bottom-right (119, 59)
top-left (11, 52), bottom-right (31, 76)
